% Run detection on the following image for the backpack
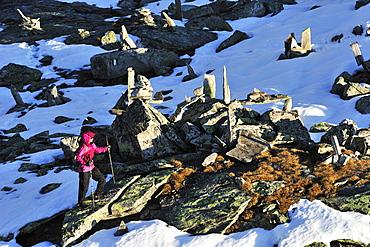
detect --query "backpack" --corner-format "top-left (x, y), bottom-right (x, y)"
top-left (60, 135), bottom-right (82, 170)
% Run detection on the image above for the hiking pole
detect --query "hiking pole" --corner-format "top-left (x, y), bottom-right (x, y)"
top-left (106, 136), bottom-right (116, 184)
top-left (90, 168), bottom-right (95, 208)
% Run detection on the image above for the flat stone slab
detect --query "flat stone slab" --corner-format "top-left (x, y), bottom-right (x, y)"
top-left (160, 173), bottom-right (251, 234)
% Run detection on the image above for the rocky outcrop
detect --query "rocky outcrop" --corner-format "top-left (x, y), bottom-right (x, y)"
top-left (62, 168), bottom-right (176, 246)
top-left (112, 99), bottom-right (191, 161)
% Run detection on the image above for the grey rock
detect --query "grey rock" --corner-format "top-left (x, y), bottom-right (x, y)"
top-left (321, 119), bottom-right (358, 146)
top-left (226, 129), bottom-right (271, 163)
top-left (261, 109), bottom-right (311, 145)
top-left (90, 48), bottom-right (180, 79)
top-left (309, 122), bottom-right (334, 133)
top-left (251, 180), bottom-right (286, 195)
top-left (185, 15), bottom-right (233, 31)
top-left (112, 99), bottom-right (189, 161)
top-left (356, 0), bottom-right (370, 9)
top-left (331, 72), bottom-right (370, 100)
top-left (129, 26), bottom-right (218, 56)
top-left (0, 63), bottom-right (43, 91)
top-left (159, 172), bottom-right (252, 234)
top-left (216, 30), bottom-right (250, 53)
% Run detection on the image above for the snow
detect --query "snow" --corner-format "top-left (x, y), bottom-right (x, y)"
top-left (0, 0), bottom-right (370, 246)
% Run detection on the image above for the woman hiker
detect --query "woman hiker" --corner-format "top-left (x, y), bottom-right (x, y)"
top-left (75, 131), bottom-right (110, 207)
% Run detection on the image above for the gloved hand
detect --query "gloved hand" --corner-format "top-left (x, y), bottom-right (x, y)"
top-left (87, 160), bottom-right (93, 166)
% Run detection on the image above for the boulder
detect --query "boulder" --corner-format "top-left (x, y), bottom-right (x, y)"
top-left (321, 119), bottom-right (359, 146)
top-left (355, 0), bottom-right (370, 9)
top-left (159, 172), bottom-right (252, 234)
top-left (216, 30), bottom-right (251, 53)
top-left (261, 109), bottom-right (312, 145)
top-left (0, 63), bottom-right (43, 91)
top-left (182, 4), bottom-right (215, 20)
top-left (129, 26), bottom-right (218, 56)
top-left (355, 95), bottom-right (370, 114)
top-left (331, 72), bottom-right (370, 100)
top-left (226, 129), bottom-right (271, 163)
top-left (309, 122), bottom-right (334, 133)
top-left (185, 15), bottom-right (233, 31)
top-left (112, 99), bottom-right (191, 161)
top-left (351, 128), bottom-right (370, 155)
top-left (90, 48), bottom-right (180, 79)
top-left (220, 1), bottom-right (281, 20)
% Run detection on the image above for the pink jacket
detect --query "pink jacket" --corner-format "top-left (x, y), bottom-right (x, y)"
top-left (75, 131), bottom-right (108, 172)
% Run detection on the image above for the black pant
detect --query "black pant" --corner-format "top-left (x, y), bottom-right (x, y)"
top-left (78, 167), bottom-right (106, 203)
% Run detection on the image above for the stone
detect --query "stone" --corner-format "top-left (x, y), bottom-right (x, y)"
top-left (180, 122), bottom-right (203, 143)
top-left (90, 48), bottom-right (180, 79)
top-left (352, 25), bottom-right (364, 36)
top-left (321, 119), bottom-right (358, 146)
top-left (261, 109), bottom-right (311, 145)
top-left (0, 63), bottom-right (42, 91)
top-left (14, 177), bottom-right (27, 184)
top-left (129, 26), bottom-right (218, 56)
top-left (18, 163), bottom-right (40, 172)
top-left (321, 190), bottom-right (370, 215)
top-left (62, 169), bottom-right (175, 246)
top-left (200, 109), bottom-right (228, 134)
top-left (216, 30), bottom-right (250, 53)
top-left (309, 122), bottom-right (334, 133)
top-left (54, 116), bottom-right (74, 124)
top-left (251, 180), bottom-right (286, 195)
top-left (202, 152), bottom-right (218, 166)
top-left (114, 221), bottom-right (128, 236)
top-left (100, 30), bottom-right (117, 45)
top-left (39, 183), bottom-right (61, 194)
top-left (351, 128), bottom-right (370, 155)
top-left (2, 123), bottom-right (28, 134)
top-left (331, 72), bottom-right (370, 100)
top-left (112, 100), bottom-right (190, 161)
top-left (355, 95), bottom-right (370, 114)
top-left (226, 129), bottom-right (271, 163)
top-left (355, 0), bottom-right (370, 9)
top-left (159, 173), bottom-right (252, 234)
top-left (185, 15), bottom-right (233, 31)
top-left (331, 239), bottom-right (367, 247)
top-left (60, 135), bottom-right (81, 160)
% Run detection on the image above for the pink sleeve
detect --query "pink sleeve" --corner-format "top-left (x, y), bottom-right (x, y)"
top-left (93, 144), bottom-right (108, 153)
